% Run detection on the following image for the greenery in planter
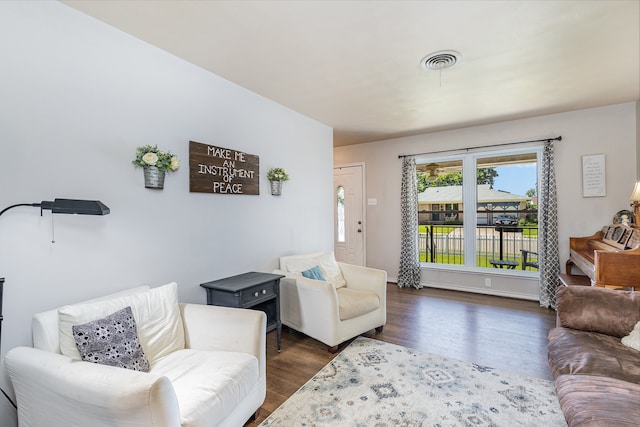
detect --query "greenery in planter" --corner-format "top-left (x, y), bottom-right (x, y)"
top-left (132, 145), bottom-right (180, 172)
top-left (267, 167), bottom-right (289, 182)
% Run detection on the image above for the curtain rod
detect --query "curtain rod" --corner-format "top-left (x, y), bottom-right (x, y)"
top-left (397, 136), bottom-right (562, 159)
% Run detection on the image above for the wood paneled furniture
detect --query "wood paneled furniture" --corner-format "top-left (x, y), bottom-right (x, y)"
top-left (558, 273), bottom-right (590, 287)
top-left (566, 224), bottom-right (640, 290)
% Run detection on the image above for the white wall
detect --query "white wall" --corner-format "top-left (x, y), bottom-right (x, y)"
top-left (0, 2), bottom-right (333, 422)
top-left (335, 102), bottom-right (638, 298)
top-left (637, 100), bottom-right (640, 178)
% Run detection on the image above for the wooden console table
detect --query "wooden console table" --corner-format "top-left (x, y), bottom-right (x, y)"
top-left (200, 272), bottom-right (284, 351)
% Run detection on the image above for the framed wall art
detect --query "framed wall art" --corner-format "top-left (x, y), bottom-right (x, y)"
top-left (582, 154), bottom-right (606, 197)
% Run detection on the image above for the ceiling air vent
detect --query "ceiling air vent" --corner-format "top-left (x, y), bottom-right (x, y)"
top-left (420, 50), bottom-right (462, 71)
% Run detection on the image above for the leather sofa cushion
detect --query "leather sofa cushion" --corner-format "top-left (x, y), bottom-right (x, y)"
top-left (556, 286), bottom-right (640, 338)
top-left (337, 288), bottom-right (380, 321)
top-left (151, 348), bottom-right (259, 427)
top-left (554, 374), bottom-right (640, 427)
top-left (548, 327), bottom-right (640, 383)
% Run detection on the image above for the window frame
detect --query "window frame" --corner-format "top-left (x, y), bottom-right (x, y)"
top-left (417, 144), bottom-right (542, 275)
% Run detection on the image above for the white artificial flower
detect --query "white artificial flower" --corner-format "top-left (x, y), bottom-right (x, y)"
top-left (142, 152), bottom-right (158, 166)
top-left (170, 156), bottom-right (180, 171)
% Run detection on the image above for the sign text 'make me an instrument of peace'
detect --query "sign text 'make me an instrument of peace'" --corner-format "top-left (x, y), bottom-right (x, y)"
top-left (189, 141), bottom-right (260, 195)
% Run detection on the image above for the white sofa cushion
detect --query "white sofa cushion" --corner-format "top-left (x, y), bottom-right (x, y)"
top-left (58, 282), bottom-right (185, 364)
top-left (283, 252), bottom-right (346, 289)
top-left (34, 285), bottom-right (150, 354)
top-left (336, 287), bottom-right (380, 321)
top-left (151, 349), bottom-right (259, 427)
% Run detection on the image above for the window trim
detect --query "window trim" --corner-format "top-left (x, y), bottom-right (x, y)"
top-left (417, 144), bottom-right (543, 275)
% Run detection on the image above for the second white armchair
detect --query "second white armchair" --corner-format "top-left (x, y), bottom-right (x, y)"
top-left (275, 252), bottom-right (387, 352)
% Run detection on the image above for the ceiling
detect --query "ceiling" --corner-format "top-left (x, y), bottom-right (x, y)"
top-left (62, 1), bottom-right (640, 147)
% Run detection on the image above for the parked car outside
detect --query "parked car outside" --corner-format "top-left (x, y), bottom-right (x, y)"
top-left (495, 214), bottom-right (518, 226)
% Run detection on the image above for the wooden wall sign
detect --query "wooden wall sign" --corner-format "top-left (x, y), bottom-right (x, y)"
top-left (189, 141), bottom-right (260, 195)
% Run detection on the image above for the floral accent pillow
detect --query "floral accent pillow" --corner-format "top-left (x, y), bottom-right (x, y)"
top-left (72, 306), bottom-right (150, 371)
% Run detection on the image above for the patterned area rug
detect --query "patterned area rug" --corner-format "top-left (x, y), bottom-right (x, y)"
top-left (260, 337), bottom-right (566, 426)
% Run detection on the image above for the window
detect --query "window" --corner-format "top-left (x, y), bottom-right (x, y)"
top-left (336, 185), bottom-right (345, 243)
top-left (417, 147), bottom-right (540, 272)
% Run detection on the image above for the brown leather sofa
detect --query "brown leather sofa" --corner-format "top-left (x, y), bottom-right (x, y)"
top-left (547, 286), bottom-right (640, 426)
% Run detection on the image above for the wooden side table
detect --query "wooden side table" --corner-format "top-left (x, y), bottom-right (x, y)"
top-left (200, 272), bottom-right (285, 351)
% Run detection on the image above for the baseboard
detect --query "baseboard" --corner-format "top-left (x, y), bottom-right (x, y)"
top-left (386, 277), bottom-right (539, 301)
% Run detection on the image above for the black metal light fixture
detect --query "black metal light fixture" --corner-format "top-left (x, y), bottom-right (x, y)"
top-left (0, 198), bottom-right (109, 408)
top-left (0, 198), bottom-right (110, 217)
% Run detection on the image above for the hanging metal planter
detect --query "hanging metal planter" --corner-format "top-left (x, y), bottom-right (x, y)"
top-left (133, 145), bottom-right (179, 190)
top-left (266, 167), bottom-right (289, 196)
top-left (144, 166), bottom-right (165, 189)
top-left (270, 180), bottom-right (283, 196)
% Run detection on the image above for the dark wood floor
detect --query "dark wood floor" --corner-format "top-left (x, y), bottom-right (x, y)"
top-left (245, 284), bottom-right (557, 426)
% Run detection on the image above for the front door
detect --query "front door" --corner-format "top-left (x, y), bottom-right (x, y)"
top-left (334, 165), bottom-right (365, 265)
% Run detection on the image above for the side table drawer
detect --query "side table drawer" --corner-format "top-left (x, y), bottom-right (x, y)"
top-left (241, 282), bottom-right (276, 305)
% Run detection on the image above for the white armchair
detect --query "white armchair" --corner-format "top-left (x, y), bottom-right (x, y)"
top-left (5, 283), bottom-right (266, 427)
top-left (275, 252), bottom-right (387, 352)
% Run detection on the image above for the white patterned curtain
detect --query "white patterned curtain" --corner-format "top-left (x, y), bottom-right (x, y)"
top-left (538, 141), bottom-right (560, 309)
top-left (398, 157), bottom-right (422, 288)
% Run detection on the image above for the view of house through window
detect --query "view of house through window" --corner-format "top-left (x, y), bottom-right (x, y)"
top-left (417, 149), bottom-right (540, 272)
